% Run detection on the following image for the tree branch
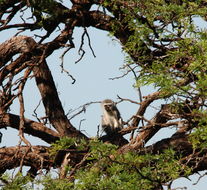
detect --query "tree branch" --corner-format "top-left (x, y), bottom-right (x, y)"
top-left (0, 113), bottom-right (60, 144)
top-left (33, 60), bottom-right (87, 139)
top-left (0, 145), bottom-right (51, 174)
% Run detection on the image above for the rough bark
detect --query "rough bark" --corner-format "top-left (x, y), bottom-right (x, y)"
top-left (0, 146), bottom-right (51, 174)
top-left (33, 60), bottom-right (87, 138)
top-left (0, 34), bottom-right (87, 138)
top-left (142, 134), bottom-right (207, 174)
top-left (0, 113), bottom-right (60, 143)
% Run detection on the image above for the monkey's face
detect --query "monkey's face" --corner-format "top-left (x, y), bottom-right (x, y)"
top-left (104, 103), bottom-right (117, 116)
top-left (102, 99), bottom-right (116, 114)
top-left (104, 104), bottom-right (113, 112)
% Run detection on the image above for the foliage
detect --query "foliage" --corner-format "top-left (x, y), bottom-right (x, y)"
top-left (190, 111), bottom-right (207, 149)
top-left (38, 174), bottom-right (73, 190)
top-left (43, 140), bottom-right (191, 190)
top-left (0, 173), bottom-right (32, 190)
top-left (73, 142), bottom-right (191, 190)
top-left (114, 0), bottom-right (207, 97)
top-left (110, 0), bottom-right (207, 153)
top-left (50, 137), bottom-right (88, 158)
top-left (0, 139), bottom-right (191, 190)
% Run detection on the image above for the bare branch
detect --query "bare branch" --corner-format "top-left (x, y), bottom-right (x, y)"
top-left (117, 95), bottom-right (140, 105)
top-left (0, 113), bottom-right (60, 143)
top-left (84, 27), bottom-right (96, 58)
top-left (68, 101), bottom-right (101, 120)
top-left (18, 68), bottom-right (32, 148)
top-left (59, 43), bottom-right (76, 84)
top-left (0, 145), bottom-right (51, 174)
top-left (0, 36), bottom-right (36, 66)
top-left (33, 59), bottom-right (87, 139)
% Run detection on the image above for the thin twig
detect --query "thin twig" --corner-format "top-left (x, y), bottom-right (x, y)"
top-left (75, 29), bottom-right (86, 63)
top-left (193, 172), bottom-right (207, 185)
top-left (117, 95), bottom-right (141, 105)
top-left (68, 153), bottom-right (90, 181)
top-left (109, 65), bottom-right (139, 80)
top-left (18, 69), bottom-right (32, 147)
top-left (126, 64), bottom-right (144, 140)
top-left (68, 101), bottom-right (101, 120)
top-left (84, 27), bottom-right (96, 58)
top-left (79, 119), bottom-right (86, 131)
top-left (75, 27), bottom-right (96, 63)
top-left (109, 69), bottom-right (132, 80)
top-left (18, 68), bottom-right (33, 172)
top-left (59, 43), bottom-right (76, 84)
top-left (32, 99), bottom-right (42, 122)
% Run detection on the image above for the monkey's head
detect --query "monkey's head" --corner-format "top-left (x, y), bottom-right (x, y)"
top-left (101, 99), bottom-right (118, 115)
top-left (101, 99), bottom-right (116, 113)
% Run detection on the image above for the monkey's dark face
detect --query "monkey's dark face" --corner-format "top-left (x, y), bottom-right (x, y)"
top-left (102, 99), bottom-right (116, 115)
top-left (104, 104), bottom-right (114, 113)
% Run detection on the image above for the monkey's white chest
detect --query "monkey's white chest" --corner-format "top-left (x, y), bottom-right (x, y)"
top-left (102, 114), bottom-right (121, 129)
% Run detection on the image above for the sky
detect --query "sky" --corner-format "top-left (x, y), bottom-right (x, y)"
top-left (0, 1), bottom-right (207, 189)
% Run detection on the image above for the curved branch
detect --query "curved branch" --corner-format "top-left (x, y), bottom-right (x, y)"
top-left (33, 60), bottom-right (87, 139)
top-left (0, 145), bottom-right (51, 174)
top-left (0, 34), bottom-right (88, 139)
top-left (0, 36), bottom-right (36, 67)
top-left (131, 91), bottom-right (161, 128)
top-left (0, 113), bottom-right (60, 144)
top-left (142, 134), bottom-right (207, 173)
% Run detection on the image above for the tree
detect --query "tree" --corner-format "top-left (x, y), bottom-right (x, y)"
top-left (0, 0), bottom-right (207, 189)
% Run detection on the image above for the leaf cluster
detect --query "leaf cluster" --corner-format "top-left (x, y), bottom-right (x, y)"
top-left (190, 111), bottom-right (207, 149)
top-left (0, 173), bottom-right (32, 190)
top-left (50, 137), bottom-right (88, 158)
top-left (0, 140), bottom-right (191, 190)
top-left (108, 0), bottom-right (207, 101)
top-left (39, 174), bottom-right (73, 190)
top-left (73, 141), bottom-right (191, 190)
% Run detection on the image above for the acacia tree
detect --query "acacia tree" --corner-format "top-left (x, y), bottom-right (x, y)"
top-left (1, 0), bottom-right (207, 189)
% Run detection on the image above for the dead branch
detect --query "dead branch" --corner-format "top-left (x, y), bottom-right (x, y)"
top-left (18, 68), bottom-right (33, 147)
top-left (59, 153), bottom-right (71, 179)
top-left (0, 145), bottom-right (51, 174)
top-left (59, 43), bottom-right (76, 84)
top-left (68, 101), bottom-right (100, 120)
top-left (33, 59), bottom-right (87, 139)
top-left (0, 36), bottom-right (36, 66)
top-left (117, 95), bottom-right (140, 105)
top-left (0, 113), bottom-right (60, 143)
top-left (17, 68), bottom-right (33, 172)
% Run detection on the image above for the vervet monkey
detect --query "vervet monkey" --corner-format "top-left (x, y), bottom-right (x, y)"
top-left (101, 99), bottom-right (123, 135)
